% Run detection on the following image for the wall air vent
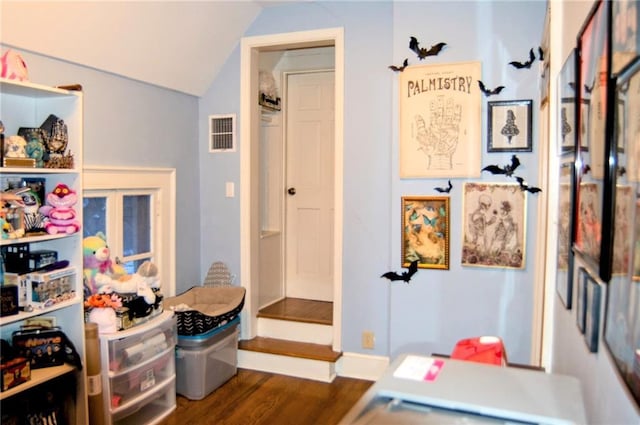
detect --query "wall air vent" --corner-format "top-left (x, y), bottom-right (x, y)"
top-left (209, 114), bottom-right (236, 152)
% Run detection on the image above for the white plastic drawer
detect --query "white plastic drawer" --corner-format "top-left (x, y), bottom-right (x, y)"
top-left (109, 348), bottom-right (175, 409)
top-left (112, 376), bottom-right (176, 425)
top-left (108, 314), bottom-right (176, 372)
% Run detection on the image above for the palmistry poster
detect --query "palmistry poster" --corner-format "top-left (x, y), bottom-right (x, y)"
top-left (399, 61), bottom-right (481, 178)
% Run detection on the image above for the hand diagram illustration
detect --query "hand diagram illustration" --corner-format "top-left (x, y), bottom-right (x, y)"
top-left (415, 96), bottom-right (462, 170)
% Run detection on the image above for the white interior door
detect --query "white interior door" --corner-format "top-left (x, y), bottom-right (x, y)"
top-left (285, 71), bottom-right (335, 301)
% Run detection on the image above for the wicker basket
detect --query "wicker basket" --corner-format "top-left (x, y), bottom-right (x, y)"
top-left (164, 286), bottom-right (245, 336)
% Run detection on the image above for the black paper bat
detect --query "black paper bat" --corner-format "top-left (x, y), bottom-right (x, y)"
top-left (582, 164), bottom-right (591, 175)
top-left (381, 260), bottom-right (419, 283)
top-left (584, 82), bottom-right (594, 94)
top-left (389, 58), bottom-right (409, 72)
top-left (482, 155), bottom-right (521, 177)
top-left (515, 177), bottom-right (542, 194)
top-left (435, 180), bottom-right (453, 193)
top-left (478, 80), bottom-right (505, 97)
top-left (409, 37), bottom-right (446, 60)
top-left (538, 46), bottom-right (545, 61)
top-left (509, 48), bottom-right (536, 69)
top-left (568, 82), bottom-right (576, 92)
top-left (619, 166), bottom-right (627, 177)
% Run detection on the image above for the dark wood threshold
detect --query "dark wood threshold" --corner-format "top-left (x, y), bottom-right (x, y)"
top-left (239, 337), bottom-right (342, 362)
top-left (257, 297), bottom-right (333, 326)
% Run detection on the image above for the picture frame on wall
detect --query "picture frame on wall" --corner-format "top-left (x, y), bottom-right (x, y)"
top-left (574, 0), bottom-right (611, 281)
top-left (399, 61), bottom-right (482, 178)
top-left (584, 272), bottom-right (602, 353)
top-left (556, 158), bottom-right (576, 308)
top-left (461, 182), bottom-right (526, 269)
top-left (487, 99), bottom-right (533, 152)
top-left (603, 56), bottom-right (640, 408)
top-left (558, 49), bottom-right (578, 154)
top-left (576, 267), bottom-right (587, 333)
top-left (401, 196), bottom-right (450, 270)
top-left (612, 0), bottom-right (640, 76)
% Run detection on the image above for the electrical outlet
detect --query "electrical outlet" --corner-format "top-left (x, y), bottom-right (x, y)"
top-left (362, 331), bottom-right (375, 349)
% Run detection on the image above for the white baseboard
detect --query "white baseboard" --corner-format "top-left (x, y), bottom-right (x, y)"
top-left (336, 352), bottom-right (389, 381)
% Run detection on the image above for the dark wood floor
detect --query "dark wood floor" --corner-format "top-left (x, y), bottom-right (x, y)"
top-left (257, 297), bottom-right (333, 325)
top-left (158, 369), bottom-right (372, 425)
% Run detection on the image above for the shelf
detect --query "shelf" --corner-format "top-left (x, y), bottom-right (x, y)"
top-left (0, 232), bottom-right (73, 246)
top-left (0, 297), bottom-right (82, 326)
top-left (0, 363), bottom-right (76, 400)
top-left (0, 167), bottom-right (79, 174)
top-left (0, 78), bottom-right (77, 98)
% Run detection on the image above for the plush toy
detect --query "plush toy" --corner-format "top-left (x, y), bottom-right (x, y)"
top-left (4, 135), bottom-right (27, 158)
top-left (25, 134), bottom-right (45, 167)
top-left (39, 183), bottom-right (81, 234)
top-left (83, 232), bottom-right (126, 296)
top-left (0, 49), bottom-right (29, 81)
top-left (96, 261), bottom-right (159, 305)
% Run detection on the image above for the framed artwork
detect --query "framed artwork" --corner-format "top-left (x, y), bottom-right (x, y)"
top-left (401, 196), bottom-right (449, 270)
top-left (461, 182), bottom-right (526, 269)
top-left (487, 99), bottom-right (533, 152)
top-left (603, 57), bottom-right (640, 407)
top-left (575, 0), bottom-right (611, 281)
top-left (556, 158), bottom-right (576, 308)
top-left (576, 267), bottom-right (587, 333)
top-left (612, 0), bottom-right (640, 75)
top-left (399, 61), bottom-right (482, 178)
top-left (558, 49), bottom-right (577, 154)
top-left (584, 272), bottom-right (602, 353)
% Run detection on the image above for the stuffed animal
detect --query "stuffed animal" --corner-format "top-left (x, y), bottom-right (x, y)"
top-left (25, 134), bottom-right (45, 167)
top-left (97, 261), bottom-right (159, 305)
top-left (0, 49), bottom-right (29, 81)
top-left (39, 183), bottom-right (81, 234)
top-left (83, 232), bottom-right (126, 295)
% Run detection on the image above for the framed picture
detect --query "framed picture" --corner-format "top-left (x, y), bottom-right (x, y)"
top-left (487, 100), bottom-right (533, 152)
top-left (556, 158), bottom-right (576, 308)
top-left (576, 267), bottom-right (587, 333)
top-left (603, 57), bottom-right (640, 407)
top-left (399, 61), bottom-right (482, 178)
top-left (612, 0), bottom-right (640, 75)
top-left (558, 49), bottom-right (577, 154)
top-left (401, 196), bottom-right (449, 270)
top-left (575, 0), bottom-right (612, 281)
top-left (461, 182), bottom-right (526, 269)
top-left (584, 272), bottom-right (602, 353)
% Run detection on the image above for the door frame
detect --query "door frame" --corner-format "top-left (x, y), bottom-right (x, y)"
top-left (240, 28), bottom-right (344, 352)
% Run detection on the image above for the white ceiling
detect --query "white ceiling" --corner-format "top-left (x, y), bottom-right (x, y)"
top-left (0, 1), bottom-right (292, 96)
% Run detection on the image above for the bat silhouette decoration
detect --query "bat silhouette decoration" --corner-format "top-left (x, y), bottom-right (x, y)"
top-left (538, 46), bottom-right (545, 61)
top-left (515, 177), bottom-right (542, 194)
top-left (435, 180), bottom-right (453, 193)
top-left (509, 48), bottom-right (536, 69)
top-left (584, 82), bottom-right (595, 94)
top-left (619, 166), bottom-right (627, 177)
top-left (478, 80), bottom-right (505, 97)
top-left (381, 260), bottom-right (419, 283)
top-left (389, 58), bottom-right (409, 72)
top-left (482, 155), bottom-right (521, 177)
top-left (409, 37), bottom-right (446, 60)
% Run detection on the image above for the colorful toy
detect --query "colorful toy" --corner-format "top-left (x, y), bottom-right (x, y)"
top-left (83, 232), bottom-right (126, 295)
top-left (39, 183), bottom-right (81, 235)
top-left (0, 49), bottom-right (29, 81)
top-left (25, 134), bottom-right (45, 167)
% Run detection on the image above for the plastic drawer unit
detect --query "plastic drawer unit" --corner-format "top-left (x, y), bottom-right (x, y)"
top-left (99, 311), bottom-right (177, 425)
top-left (175, 318), bottom-right (239, 400)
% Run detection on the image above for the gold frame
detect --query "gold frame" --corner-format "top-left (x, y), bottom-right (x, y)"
top-left (401, 196), bottom-right (450, 270)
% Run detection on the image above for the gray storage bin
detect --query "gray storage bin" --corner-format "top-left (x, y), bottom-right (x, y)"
top-left (175, 321), bottom-right (239, 400)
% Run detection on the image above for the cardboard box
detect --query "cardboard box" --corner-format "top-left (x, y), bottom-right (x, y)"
top-left (3, 273), bottom-right (31, 309)
top-left (1, 357), bottom-right (30, 391)
top-left (28, 266), bottom-right (76, 307)
top-left (28, 250), bottom-right (58, 271)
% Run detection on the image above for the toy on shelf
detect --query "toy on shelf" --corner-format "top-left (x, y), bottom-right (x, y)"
top-left (83, 232), bottom-right (126, 296)
top-left (39, 183), bottom-right (81, 235)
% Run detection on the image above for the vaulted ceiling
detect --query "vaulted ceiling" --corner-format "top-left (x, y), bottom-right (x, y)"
top-left (1, 1), bottom-right (299, 96)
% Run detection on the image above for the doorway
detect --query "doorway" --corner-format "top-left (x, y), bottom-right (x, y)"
top-left (240, 28), bottom-right (345, 352)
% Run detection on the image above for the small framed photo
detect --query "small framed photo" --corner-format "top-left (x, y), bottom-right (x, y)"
top-left (576, 267), bottom-right (587, 333)
top-left (401, 196), bottom-right (450, 270)
top-left (584, 272), bottom-right (602, 353)
top-left (487, 99), bottom-right (533, 152)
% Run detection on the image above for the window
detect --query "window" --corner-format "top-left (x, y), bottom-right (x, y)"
top-left (83, 167), bottom-right (176, 296)
top-left (83, 190), bottom-right (155, 274)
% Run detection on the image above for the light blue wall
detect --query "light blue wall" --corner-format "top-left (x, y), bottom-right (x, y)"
top-left (2, 45), bottom-right (202, 291)
top-left (199, 1), bottom-right (544, 363)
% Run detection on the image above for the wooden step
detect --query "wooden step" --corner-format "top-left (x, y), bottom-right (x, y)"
top-left (257, 298), bottom-right (332, 326)
top-left (239, 336), bottom-right (341, 362)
